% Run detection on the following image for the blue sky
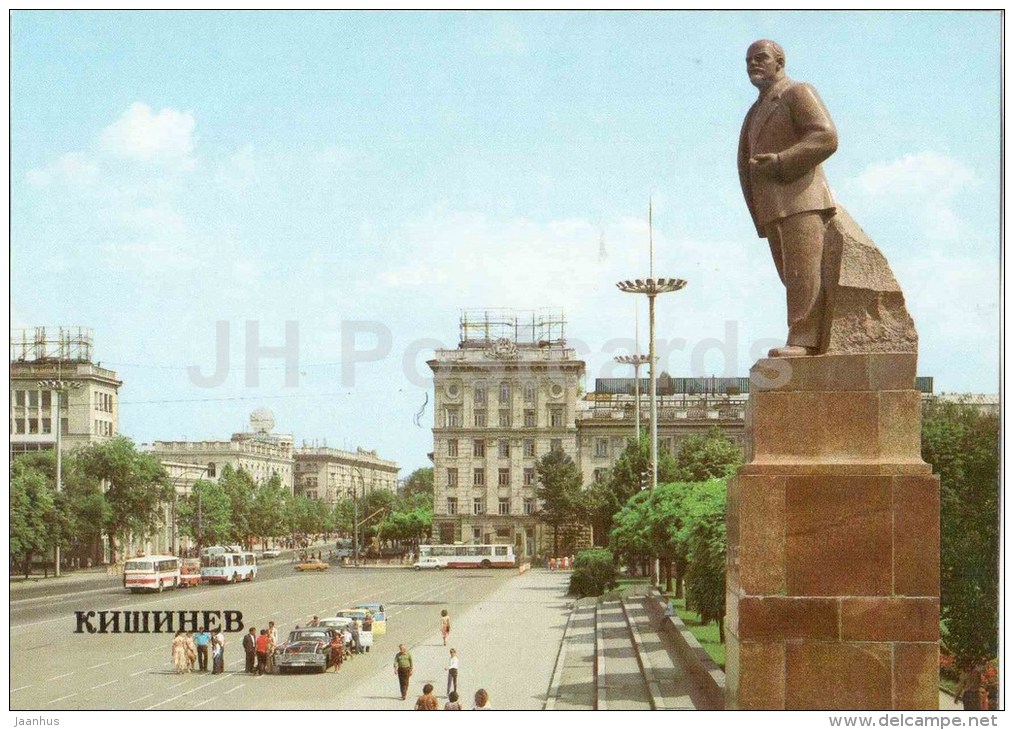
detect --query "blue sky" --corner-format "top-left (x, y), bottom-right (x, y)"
top-left (11, 11), bottom-right (1001, 475)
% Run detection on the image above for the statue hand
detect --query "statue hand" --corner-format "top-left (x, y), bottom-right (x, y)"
top-left (750, 153), bottom-right (780, 178)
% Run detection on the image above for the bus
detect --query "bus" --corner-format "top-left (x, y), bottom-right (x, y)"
top-left (200, 545), bottom-right (258, 583)
top-left (418, 544), bottom-right (516, 569)
top-left (123, 555), bottom-right (181, 593)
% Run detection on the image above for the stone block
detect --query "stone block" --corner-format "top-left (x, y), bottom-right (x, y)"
top-left (785, 476), bottom-right (892, 596)
top-left (786, 643), bottom-right (892, 710)
top-left (819, 391), bottom-right (880, 460)
top-left (878, 390), bottom-right (924, 462)
top-left (841, 598), bottom-right (940, 641)
top-left (893, 643), bottom-right (941, 710)
top-left (893, 475), bottom-right (941, 596)
top-left (727, 640), bottom-right (786, 710)
top-left (752, 391), bottom-right (822, 460)
top-left (736, 476), bottom-right (786, 595)
top-left (750, 353), bottom-right (917, 393)
top-left (738, 596), bottom-right (839, 640)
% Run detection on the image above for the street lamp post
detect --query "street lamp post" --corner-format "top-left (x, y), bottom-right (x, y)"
top-left (38, 379), bottom-right (83, 578)
top-left (614, 354), bottom-right (651, 441)
top-left (349, 466), bottom-right (366, 567)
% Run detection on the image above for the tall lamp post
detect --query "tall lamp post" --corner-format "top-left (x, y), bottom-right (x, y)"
top-left (614, 354), bottom-right (652, 441)
top-left (349, 466), bottom-right (367, 567)
top-left (615, 201), bottom-right (687, 587)
top-left (38, 379), bottom-right (83, 577)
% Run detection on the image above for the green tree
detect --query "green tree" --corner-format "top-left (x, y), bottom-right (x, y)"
top-left (922, 399), bottom-right (999, 670)
top-left (569, 548), bottom-right (618, 597)
top-left (10, 457), bottom-right (56, 577)
top-left (534, 449), bottom-right (585, 556)
top-left (608, 491), bottom-right (653, 573)
top-left (249, 474), bottom-right (287, 548)
top-left (682, 480), bottom-right (728, 640)
top-left (674, 427), bottom-right (742, 482)
top-left (400, 467), bottom-right (434, 499)
top-left (76, 437), bottom-right (172, 562)
top-left (218, 465), bottom-right (256, 549)
top-left (177, 480), bottom-right (233, 548)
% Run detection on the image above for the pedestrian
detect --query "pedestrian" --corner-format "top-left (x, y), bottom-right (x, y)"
top-left (472, 688), bottom-right (491, 710)
top-left (309, 615), bottom-right (320, 627)
top-left (350, 620), bottom-right (361, 655)
top-left (243, 627), bottom-right (257, 674)
top-left (194, 627), bottom-right (211, 672)
top-left (443, 691), bottom-right (462, 710)
top-left (185, 631), bottom-right (198, 672)
top-left (549, 557), bottom-right (557, 570)
top-left (256, 629), bottom-right (269, 676)
top-left (266, 621), bottom-right (277, 673)
top-left (329, 631), bottom-right (344, 672)
top-left (445, 648), bottom-right (459, 697)
top-left (954, 663), bottom-right (985, 710)
top-left (440, 609), bottom-right (451, 646)
top-left (393, 644), bottom-right (413, 700)
top-left (415, 683), bottom-right (439, 710)
top-left (212, 629), bottom-right (225, 674)
top-left (170, 631), bottom-right (189, 674)
top-left (363, 613), bottom-right (373, 634)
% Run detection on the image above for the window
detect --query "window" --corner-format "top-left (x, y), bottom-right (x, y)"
top-left (14, 417), bottom-right (25, 434)
top-left (474, 409), bottom-right (487, 427)
top-left (446, 408), bottom-right (461, 428)
top-left (28, 391), bottom-right (39, 408)
top-left (524, 382), bottom-right (536, 404)
top-left (472, 527), bottom-right (483, 542)
top-left (473, 439), bottom-right (485, 457)
top-left (499, 382), bottom-right (511, 404)
top-left (447, 497), bottom-right (458, 515)
top-left (499, 409), bottom-right (511, 427)
top-left (41, 392), bottom-right (51, 409)
top-left (41, 418), bottom-right (51, 434)
top-left (447, 439), bottom-right (458, 457)
top-left (472, 497), bottom-right (485, 515)
top-left (447, 468), bottom-right (459, 487)
top-left (498, 439), bottom-right (510, 458)
top-left (207, 463), bottom-right (217, 478)
top-left (523, 498), bottom-right (534, 515)
top-left (498, 468), bottom-right (510, 486)
top-left (594, 468), bottom-right (608, 483)
top-left (523, 439), bottom-right (535, 457)
top-left (15, 391), bottom-right (25, 407)
top-left (474, 382), bottom-right (487, 406)
top-left (523, 467), bottom-right (535, 486)
top-left (473, 468), bottom-right (485, 486)
top-left (550, 439), bottom-right (563, 452)
top-left (499, 498), bottom-right (511, 516)
top-left (595, 438), bottom-right (609, 457)
top-left (550, 407), bottom-right (564, 428)
top-left (524, 409), bottom-right (536, 427)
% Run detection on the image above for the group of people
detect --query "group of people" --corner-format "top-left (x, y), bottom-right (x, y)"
top-left (547, 556), bottom-right (574, 570)
top-left (241, 622), bottom-right (279, 676)
top-left (415, 686), bottom-right (491, 711)
top-left (169, 628), bottom-right (226, 674)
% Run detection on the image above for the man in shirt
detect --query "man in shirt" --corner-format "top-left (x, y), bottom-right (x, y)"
top-left (242, 627), bottom-right (257, 674)
top-left (393, 644), bottom-right (413, 700)
top-left (194, 628), bottom-right (211, 672)
top-left (255, 629), bottom-right (269, 676)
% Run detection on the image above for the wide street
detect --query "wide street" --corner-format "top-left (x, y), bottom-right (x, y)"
top-left (10, 561), bottom-right (572, 710)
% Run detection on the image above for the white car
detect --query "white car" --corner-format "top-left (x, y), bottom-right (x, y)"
top-left (261, 549), bottom-right (281, 559)
top-left (413, 557), bottom-right (443, 571)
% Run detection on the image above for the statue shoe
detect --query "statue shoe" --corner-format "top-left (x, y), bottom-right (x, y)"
top-left (767, 345), bottom-right (817, 357)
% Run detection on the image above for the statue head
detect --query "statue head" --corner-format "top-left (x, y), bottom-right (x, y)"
top-left (746, 39), bottom-right (785, 90)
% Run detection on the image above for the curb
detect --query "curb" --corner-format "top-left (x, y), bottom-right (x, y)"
top-left (621, 597), bottom-right (666, 710)
top-left (543, 600), bottom-right (577, 710)
top-left (595, 603), bottom-right (607, 710)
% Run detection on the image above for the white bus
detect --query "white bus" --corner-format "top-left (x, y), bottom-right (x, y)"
top-left (123, 555), bottom-right (181, 593)
top-left (200, 545), bottom-right (258, 584)
top-left (419, 544), bottom-right (516, 569)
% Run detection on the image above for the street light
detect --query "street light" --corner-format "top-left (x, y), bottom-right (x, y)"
top-left (38, 379), bottom-right (83, 577)
top-left (349, 465), bottom-right (367, 567)
top-left (614, 354), bottom-right (652, 441)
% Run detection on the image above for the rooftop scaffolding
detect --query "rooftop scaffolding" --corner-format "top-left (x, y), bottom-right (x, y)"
top-left (458, 309), bottom-right (566, 348)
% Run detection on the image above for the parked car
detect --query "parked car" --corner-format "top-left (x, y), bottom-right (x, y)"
top-left (353, 602), bottom-right (387, 636)
top-left (334, 610), bottom-right (374, 652)
top-left (260, 549), bottom-right (281, 559)
top-left (273, 628), bottom-right (339, 673)
top-left (295, 558), bottom-right (329, 572)
top-left (413, 557), bottom-right (442, 571)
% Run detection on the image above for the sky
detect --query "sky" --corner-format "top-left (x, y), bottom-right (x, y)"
top-left (10, 10), bottom-right (1001, 476)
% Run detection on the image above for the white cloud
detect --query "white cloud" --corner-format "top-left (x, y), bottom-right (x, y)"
top-left (27, 152), bottom-right (100, 188)
top-left (849, 151), bottom-right (974, 240)
top-left (98, 102), bottom-right (197, 169)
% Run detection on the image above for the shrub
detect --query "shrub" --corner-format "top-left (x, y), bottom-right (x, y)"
top-left (568, 548), bottom-right (617, 597)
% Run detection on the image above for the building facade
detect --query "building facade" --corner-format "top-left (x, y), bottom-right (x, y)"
top-left (294, 446), bottom-right (400, 504)
top-left (10, 327), bottom-right (121, 457)
top-left (429, 311), bottom-right (584, 559)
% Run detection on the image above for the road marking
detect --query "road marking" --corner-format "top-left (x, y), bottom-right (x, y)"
top-left (9, 685), bottom-right (31, 693)
top-left (130, 668), bottom-right (149, 677)
top-left (128, 693), bottom-right (153, 704)
top-left (47, 672), bottom-right (74, 681)
top-left (88, 660), bottom-right (111, 669)
top-left (192, 697), bottom-right (215, 708)
top-left (121, 651), bottom-right (143, 659)
top-left (90, 679), bottom-right (118, 690)
top-left (45, 693), bottom-right (78, 705)
top-left (223, 684), bottom-right (245, 695)
top-left (146, 674), bottom-right (229, 709)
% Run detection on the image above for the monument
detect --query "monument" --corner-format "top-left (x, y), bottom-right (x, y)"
top-left (725, 40), bottom-right (940, 710)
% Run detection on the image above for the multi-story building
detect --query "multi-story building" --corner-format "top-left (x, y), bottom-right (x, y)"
top-left (429, 311), bottom-right (585, 558)
top-left (147, 409), bottom-right (295, 493)
top-left (10, 327), bottom-right (121, 457)
top-left (294, 445), bottom-right (399, 504)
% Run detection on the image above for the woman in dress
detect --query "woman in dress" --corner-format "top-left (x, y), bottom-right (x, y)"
top-left (170, 631), bottom-right (189, 674)
top-left (440, 609), bottom-right (451, 646)
top-left (329, 631), bottom-right (344, 672)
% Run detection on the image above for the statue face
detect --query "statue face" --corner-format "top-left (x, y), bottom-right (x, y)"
top-left (746, 43), bottom-right (782, 89)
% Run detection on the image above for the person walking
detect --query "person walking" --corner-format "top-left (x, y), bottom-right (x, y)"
top-left (170, 631), bottom-right (189, 674)
top-left (349, 620), bottom-right (361, 655)
top-left (445, 648), bottom-right (459, 697)
top-left (185, 631), bottom-right (198, 673)
top-left (415, 683), bottom-right (439, 710)
top-left (393, 644), bottom-right (413, 700)
top-left (212, 629), bottom-right (225, 674)
top-left (265, 622), bottom-right (277, 673)
top-left (440, 609), bottom-right (451, 646)
top-left (955, 663), bottom-right (985, 710)
top-left (329, 631), bottom-right (344, 672)
top-left (255, 629), bottom-right (269, 676)
top-left (243, 627), bottom-right (257, 674)
top-left (472, 688), bottom-right (491, 710)
top-left (443, 691), bottom-right (462, 710)
top-left (194, 628), bottom-right (211, 672)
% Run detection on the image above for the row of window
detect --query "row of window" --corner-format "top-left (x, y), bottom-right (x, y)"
top-left (95, 392), bottom-right (114, 413)
top-left (12, 390), bottom-right (56, 409)
top-left (447, 437), bottom-right (563, 459)
top-left (445, 497), bottom-right (535, 516)
top-left (443, 407), bottom-right (566, 429)
top-left (10, 417), bottom-right (68, 435)
top-left (447, 466), bottom-right (540, 487)
top-left (95, 419), bottom-right (114, 437)
top-left (472, 382), bottom-right (539, 406)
